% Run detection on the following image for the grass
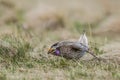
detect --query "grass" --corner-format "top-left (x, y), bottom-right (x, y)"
top-left (0, 32), bottom-right (32, 64)
top-left (0, 0), bottom-right (120, 79)
top-left (0, 26), bottom-right (119, 80)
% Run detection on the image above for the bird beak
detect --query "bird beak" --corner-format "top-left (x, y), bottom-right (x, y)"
top-left (48, 48), bottom-right (55, 54)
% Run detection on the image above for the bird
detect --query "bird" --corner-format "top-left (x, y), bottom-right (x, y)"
top-left (48, 32), bottom-right (99, 60)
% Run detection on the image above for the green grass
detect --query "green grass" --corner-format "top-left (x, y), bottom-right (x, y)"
top-left (0, 33), bottom-right (32, 63)
top-left (0, 1), bottom-right (120, 79)
top-left (0, 26), bottom-right (119, 80)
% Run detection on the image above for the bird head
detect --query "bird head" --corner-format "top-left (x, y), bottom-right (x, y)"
top-left (48, 42), bottom-right (60, 55)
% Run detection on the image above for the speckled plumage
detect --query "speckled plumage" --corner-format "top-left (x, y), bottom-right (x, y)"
top-left (48, 32), bottom-right (91, 59)
top-left (48, 41), bottom-right (88, 59)
top-left (48, 31), bottom-right (100, 60)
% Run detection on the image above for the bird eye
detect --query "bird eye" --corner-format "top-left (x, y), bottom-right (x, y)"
top-left (51, 42), bottom-right (59, 47)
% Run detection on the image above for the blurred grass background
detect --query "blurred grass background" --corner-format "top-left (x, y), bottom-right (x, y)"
top-left (0, 0), bottom-right (120, 80)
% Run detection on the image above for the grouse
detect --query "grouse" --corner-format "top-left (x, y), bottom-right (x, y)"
top-left (48, 32), bottom-right (98, 59)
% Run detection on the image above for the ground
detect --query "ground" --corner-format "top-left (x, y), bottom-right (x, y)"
top-left (0, 0), bottom-right (120, 80)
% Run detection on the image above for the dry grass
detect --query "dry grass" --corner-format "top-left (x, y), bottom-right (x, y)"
top-left (0, 0), bottom-right (120, 80)
top-left (0, 26), bottom-right (119, 80)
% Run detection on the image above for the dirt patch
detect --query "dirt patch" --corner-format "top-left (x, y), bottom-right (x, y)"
top-left (99, 42), bottom-right (120, 64)
top-left (94, 15), bottom-right (120, 35)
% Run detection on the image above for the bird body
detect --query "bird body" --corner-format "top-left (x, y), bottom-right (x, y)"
top-left (52, 41), bottom-right (88, 59)
top-left (48, 31), bottom-right (100, 60)
top-left (48, 32), bottom-right (90, 59)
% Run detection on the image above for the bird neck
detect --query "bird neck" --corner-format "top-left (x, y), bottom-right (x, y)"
top-left (55, 49), bottom-right (60, 55)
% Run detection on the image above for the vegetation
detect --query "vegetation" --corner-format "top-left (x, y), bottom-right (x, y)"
top-left (0, 0), bottom-right (119, 80)
top-left (0, 26), bottom-right (119, 80)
